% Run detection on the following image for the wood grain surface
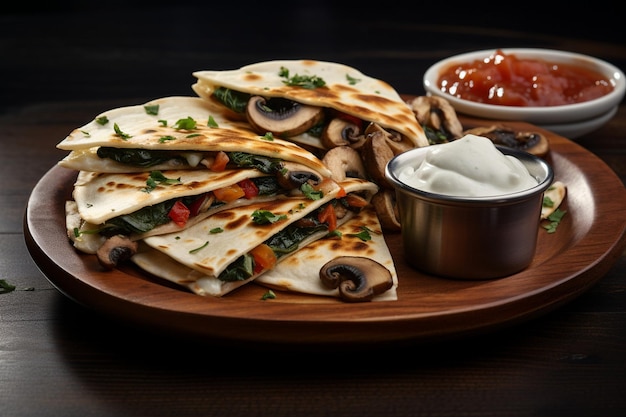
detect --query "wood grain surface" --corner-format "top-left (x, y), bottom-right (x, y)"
top-left (23, 118), bottom-right (626, 347)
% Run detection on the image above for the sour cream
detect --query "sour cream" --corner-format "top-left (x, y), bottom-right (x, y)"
top-left (398, 134), bottom-right (538, 197)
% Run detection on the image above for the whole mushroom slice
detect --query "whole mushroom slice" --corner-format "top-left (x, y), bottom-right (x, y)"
top-left (245, 96), bottom-right (324, 137)
top-left (409, 95), bottom-right (464, 143)
top-left (463, 125), bottom-right (550, 157)
top-left (321, 117), bottom-right (364, 149)
top-left (364, 123), bottom-right (414, 155)
top-left (96, 235), bottom-right (138, 270)
top-left (319, 256), bottom-right (394, 302)
top-left (321, 146), bottom-right (367, 182)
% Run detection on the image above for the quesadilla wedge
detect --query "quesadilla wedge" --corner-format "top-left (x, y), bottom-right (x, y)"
top-left (65, 161), bottom-right (335, 254)
top-left (255, 205), bottom-right (398, 301)
top-left (56, 96), bottom-right (331, 177)
top-left (191, 60), bottom-right (429, 151)
top-left (131, 178), bottom-right (379, 297)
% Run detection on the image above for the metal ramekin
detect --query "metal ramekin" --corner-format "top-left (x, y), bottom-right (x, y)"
top-left (385, 145), bottom-right (554, 279)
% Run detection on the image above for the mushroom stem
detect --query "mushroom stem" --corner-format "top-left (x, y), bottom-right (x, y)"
top-left (96, 235), bottom-right (138, 270)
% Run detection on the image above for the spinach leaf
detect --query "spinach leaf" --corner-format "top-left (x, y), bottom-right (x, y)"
top-left (104, 200), bottom-right (176, 235)
top-left (97, 147), bottom-right (184, 167)
top-left (228, 152), bottom-right (283, 174)
top-left (212, 87), bottom-right (250, 113)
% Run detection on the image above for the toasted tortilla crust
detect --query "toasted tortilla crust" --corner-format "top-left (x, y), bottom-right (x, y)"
top-left (256, 205), bottom-right (398, 301)
top-left (192, 60), bottom-right (429, 148)
top-left (56, 96), bottom-right (332, 178)
top-left (71, 168), bottom-right (267, 224)
top-left (133, 178), bottom-right (379, 296)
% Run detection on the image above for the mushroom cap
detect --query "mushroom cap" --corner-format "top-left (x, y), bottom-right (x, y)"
top-left (321, 146), bottom-right (367, 182)
top-left (321, 117), bottom-right (363, 149)
top-left (410, 95), bottom-right (464, 141)
top-left (463, 125), bottom-right (550, 157)
top-left (319, 255), bottom-right (394, 302)
top-left (245, 96), bottom-right (324, 137)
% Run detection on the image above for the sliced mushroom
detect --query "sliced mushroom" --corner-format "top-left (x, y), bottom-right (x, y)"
top-left (321, 117), bottom-right (364, 149)
top-left (319, 256), bottom-right (394, 302)
top-left (463, 125), bottom-right (550, 157)
top-left (371, 190), bottom-right (401, 232)
top-left (360, 128), bottom-right (395, 189)
top-left (321, 145), bottom-right (367, 182)
top-left (96, 235), bottom-right (138, 270)
top-left (409, 95), bottom-right (464, 143)
top-left (245, 96), bottom-right (324, 137)
top-left (364, 123), bottom-right (413, 155)
top-left (276, 161), bottom-right (321, 190)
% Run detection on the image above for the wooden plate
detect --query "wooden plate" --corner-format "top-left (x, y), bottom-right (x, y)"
top-left (24, 120), bottom-right (626, 347)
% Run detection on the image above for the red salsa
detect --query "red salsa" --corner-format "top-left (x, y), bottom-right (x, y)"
top-left (437, 49), bottom-right (614, 107)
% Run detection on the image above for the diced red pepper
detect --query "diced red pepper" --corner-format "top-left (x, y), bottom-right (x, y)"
top-left (210, 151), bottom-right (229, 172)
top-left (318, 204), bottom-right (337, 232)
top-left (335, 111), bottom-right (363, 129)
top-left (238, 178), bottom-right (259, 199)
top-left (168, 200), bottom-right (190, 227)
top-left (344, 193), bottom-right (368, 208)
top-left (187, 194), bottom-right (210, 217)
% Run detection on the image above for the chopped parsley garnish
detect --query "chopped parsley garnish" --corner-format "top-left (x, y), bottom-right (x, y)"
top-left (261, 132), bottom-right (274, 141)
top-left (173, 116), bottom-right (197, 130)
top-left (141, 171), bottom-right (182, 193)
top-left (158, 119), bottom-right (168, 126)
top-left (327, 230), bottom-right (343, 239)
top-left (113, 123), bottom-right (132, 140)
top-left (159, 135), bottom-right (176, 143)
top-left (300, 183), bottom-right (323, 200)
top-left (207, 115), bottom-right (219, 127)
top-left (279, 66), bottom-right (326, 89)
top-left (543, 196), bottom-right (555, 208)
top-left (252, 209), bottom-right (287, 225)
top-left (144, 104), bottom-right (159, 115)
top-left (542, 208), bottom-right (567, 233)
top-left (347, 226), bottom-right (374, 241)
top-left (186, 133), bottom-right (201, 138)
top-left (96, 116), bottom-right (109, 125)
top-left (261, 290), bottom-right (276, 300)
top-left (1, 279), bottom-right (16, 294)
top-left (81, 130), bottom-right (91, 136)
top-left (210, 227), bottom-right (224, 234)
top-left (73, 227), bottom-right (104, 237)
top-left (346, 74), bottom-right (361, 85)
top-left (189, 241), bottom-right (209, 254)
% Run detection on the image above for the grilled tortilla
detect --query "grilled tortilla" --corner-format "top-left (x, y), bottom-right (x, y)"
top-left (192, 60), bottom-right (429, 150)
top-left (255, 205), bottom-right (398, 301)
top-left (131, 178), bottom-right (379, 297)
top-left (56, 96), bottom-right (331, 177)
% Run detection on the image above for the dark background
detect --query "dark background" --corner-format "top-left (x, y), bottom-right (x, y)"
top-left (2, 1), bottom-right (625, 114)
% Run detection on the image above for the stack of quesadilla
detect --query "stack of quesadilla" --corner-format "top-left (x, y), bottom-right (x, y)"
top-left (57, 94), bottom-right (396, 300)
top-left (191, 59), bottom-right (429, 153)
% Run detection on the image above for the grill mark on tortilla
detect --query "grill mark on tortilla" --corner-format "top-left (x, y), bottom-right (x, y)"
top-left (224, 214), bottom-right (249, 231)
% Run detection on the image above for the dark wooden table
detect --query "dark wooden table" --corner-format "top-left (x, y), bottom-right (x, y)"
top-left (2, 3), bottom-right (625, 417)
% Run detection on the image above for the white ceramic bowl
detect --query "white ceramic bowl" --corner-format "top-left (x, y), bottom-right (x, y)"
top-left (423, 48), bottom-right (625, 132)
